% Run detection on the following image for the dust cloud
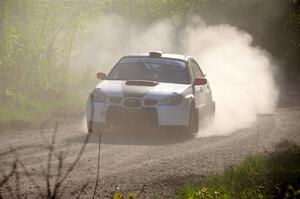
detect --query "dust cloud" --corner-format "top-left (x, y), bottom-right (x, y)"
top-left (73, 15), bottom-right (278, 136)
top-left (183, 17), bottom-right (278, 136)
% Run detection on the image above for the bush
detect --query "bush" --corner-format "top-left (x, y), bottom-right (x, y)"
top-left (176, 141), bottom-right (300, 199)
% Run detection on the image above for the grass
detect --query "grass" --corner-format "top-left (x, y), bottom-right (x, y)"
top-left (0, 92), bottom-right (86, 130)
top-left (176, 141), bottom-right (300, 199)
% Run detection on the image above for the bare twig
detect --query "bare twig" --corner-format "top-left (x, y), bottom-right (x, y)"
top-left (9, 146), bottom-right (44, 197)
top-left (0, 162), bottom-right (16, 187)
top-left (9, 149), bottom-right (21, 199)
top-left (55, 133), bottom-right (91, 198)
top-left (92, 132), bottom-right (102, 199)
top-left (0, 182), bottom-right (14, 199)
top-left (52, 151), bottom-right (64, 199)
top-left (18, 161), bottom-right (44, 198)
top-left (56, 184), bottom-right (68, 199)
top-left (14, 160), bottom-right (21, 199)
top-left (45, 0), bottom-right (96, 69)
top-left (1, 122), bottom-right (92, 198)
top-left (46, 123), bottom-right (58, 198)
top-left (76, 180), bottom-right (89, 199)
top-left (0, 148), bottom-right (17, 199)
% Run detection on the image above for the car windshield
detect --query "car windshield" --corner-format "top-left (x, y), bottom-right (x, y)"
top-left (106, 57), bottom-right (190, 84)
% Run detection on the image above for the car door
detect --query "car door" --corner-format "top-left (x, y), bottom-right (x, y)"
top-left (189, 59), bottom-right (208, 109)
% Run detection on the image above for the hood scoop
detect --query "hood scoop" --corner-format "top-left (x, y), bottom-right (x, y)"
top-left (125, 80), bottom-right (158, 87)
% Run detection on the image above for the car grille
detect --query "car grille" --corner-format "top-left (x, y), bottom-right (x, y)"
top-left (109, 96), bottom-right (122, 104)
top-left (123, 98), bottom-right (142, 108)
top-left (108, 97), bottom-right (158, 107)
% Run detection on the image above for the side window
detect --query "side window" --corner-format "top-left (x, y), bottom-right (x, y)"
top-left (188, 59), bottom-right (196, 82)
top-left (191, 59), bottom-right (204, 77)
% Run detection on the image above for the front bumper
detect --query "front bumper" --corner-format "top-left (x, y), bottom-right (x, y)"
top-left (106, 106), bottom-right (158, 127)
top-left (86, 97), bottom-right (191, 129)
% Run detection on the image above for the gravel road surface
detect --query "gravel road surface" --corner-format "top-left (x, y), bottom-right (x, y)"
top-left (1, 88), bottom-right (300, 198)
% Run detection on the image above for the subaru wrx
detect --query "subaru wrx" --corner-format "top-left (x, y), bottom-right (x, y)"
top-left (86, 52), bottom-right (215, 136)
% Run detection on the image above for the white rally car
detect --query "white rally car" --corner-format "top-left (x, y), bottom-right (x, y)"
top-left (86, 52), bottom-right (215, 135)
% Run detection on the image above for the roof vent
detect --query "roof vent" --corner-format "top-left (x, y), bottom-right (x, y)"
top-left (148, 51), bottom-right (163, 57)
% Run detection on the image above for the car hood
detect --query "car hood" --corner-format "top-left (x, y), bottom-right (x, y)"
top-left (95, 80), bottom-right (192, 98)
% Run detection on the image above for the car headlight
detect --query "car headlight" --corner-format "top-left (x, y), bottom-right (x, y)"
top-left (91, 88), bottom-right (108, 103)
top-left (159, 95), bottom-right (183, 106)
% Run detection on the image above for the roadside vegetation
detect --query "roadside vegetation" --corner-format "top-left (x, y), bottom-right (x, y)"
top-left (176, 140), bottom-right (300, 199)
top-left (1, 0), bottom-right (300, 130)
top-left (0, 0), bottom-right (101, 129)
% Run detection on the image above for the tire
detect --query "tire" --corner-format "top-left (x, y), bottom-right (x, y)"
top-left (187, 103), bottom-right (199, 137)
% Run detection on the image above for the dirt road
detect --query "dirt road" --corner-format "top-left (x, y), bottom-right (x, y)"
top-left (1, 90), bottom-right (300, 198)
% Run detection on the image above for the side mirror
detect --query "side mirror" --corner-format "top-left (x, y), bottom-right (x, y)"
top-left (194, 77), bottom-right (207, 85)
top-left (97, 72), bottom-right (106, 80)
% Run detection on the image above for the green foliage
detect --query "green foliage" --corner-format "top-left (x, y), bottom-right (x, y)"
top-left (176, 142), bottom-right (300, 199)
top-left (0, 92), bottom-right (85, 129)
top-left (105, 0), bottom-right (207, 23)
top-left (178, 185), bottom-right (230, 199)
top-left (0, 0), bottom-right (299, 126)
top-left (0, 0), bottom-right (102, 126)
top-left (112, 191), bottom-right (137, 199)
top-left (0, 0), bottom-right (96, 96)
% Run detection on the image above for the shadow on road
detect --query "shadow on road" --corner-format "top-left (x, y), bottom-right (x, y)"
top-left (66, 128), bottom-right (193, 146)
